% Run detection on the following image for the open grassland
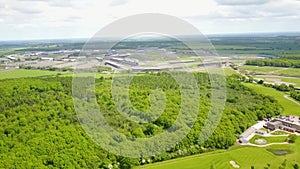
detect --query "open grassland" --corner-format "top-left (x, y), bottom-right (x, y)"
top-left (0, 69), bottom-right (72, 79)
top-left (138, 138), bottom-right (300, 169)
top-left (250, 135), bottom-right (288, 144)
top-left (243, 83), bottom-right (300, 116)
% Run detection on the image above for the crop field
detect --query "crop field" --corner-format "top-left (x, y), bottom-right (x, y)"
top-left (0, 69), bottom-right (71, 79)
top-left (243, 83), bottom-right (300, 116)
top-left (138, 138), bottom-right (300, 169)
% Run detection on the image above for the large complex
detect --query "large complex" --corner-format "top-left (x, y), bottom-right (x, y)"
top-left (266, 115), bottom-right (300, 133)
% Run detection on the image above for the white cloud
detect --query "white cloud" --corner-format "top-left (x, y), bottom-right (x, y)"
top-left (215, 0), bottom-right (272, 6)
top-left (110, 0), bottom-right (129, 6)
top-left (0, 0), bottom-right (299, 40)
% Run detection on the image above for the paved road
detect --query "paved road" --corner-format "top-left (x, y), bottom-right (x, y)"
top-left (284, 95), bottom-right (300, 106)
top-left (245, 142), bottom-right (289, 147)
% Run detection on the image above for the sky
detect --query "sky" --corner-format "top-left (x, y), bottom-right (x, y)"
top-left (0, 0), bottom-right (300, 40)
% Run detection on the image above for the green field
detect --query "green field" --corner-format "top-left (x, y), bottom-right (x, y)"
top-left (0, 69), bottom-right (71, 79)
top-left (282, 78), bottom-right (300, 87)
top-left (239, 65), bottom-right (300, 78)
top-left (250, 135), bottom-right (288, 144)
top-left (138, 138), bottom-right (300, 169)
top-left (271, 130), bottom-right (290, 135)
top-left (239, 66), bottom-right (282, 73)
top-left (278, 68), bottom-right (300, 77)
top-left (243, 83), bottom-right (300, 116)
top-left (223, 68), bottom-right (237, 76)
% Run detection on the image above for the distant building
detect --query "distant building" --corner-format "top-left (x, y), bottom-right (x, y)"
top-left (239, 127), bottom-right (256, 144)
top-left (96, 57), bottom-right (103, 61)
top-left (118, 53), bottom-right (131, 57)
top-left (108, 50), bottom-right (117, 56)
top-left (266, 115), bottom-right (300, 133)
top-left (239, 137), bottom-right (249, 144)
top-left (104, 61), bottom-right (121, 68)
top-left (258, 54), bottom-right (278, 59)
top-left (132, 67), bottom-right (168, 73)
top-left (62, 58), bottom-right (76, 62)
top-left (169, 60), bottom-right (195, 64)
top-left (41, 57), bottom-right (54, 61)
top-left (69, 56), bottom-right (86, 60)
top-left (266, 121), bottom-right (282, 130)
top-left (238, 126), bottom-right (267, 144)
top-left (6, 56), bottom-right (16, 60)
top-left (111, 57), bottom-right (138, 66)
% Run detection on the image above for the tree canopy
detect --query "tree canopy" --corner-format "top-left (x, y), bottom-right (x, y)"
top-left (0, 73), bottom-right (282, 168)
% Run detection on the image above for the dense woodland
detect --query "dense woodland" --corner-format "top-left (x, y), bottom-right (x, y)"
top-left (0, 73), bottom-right (282, 168)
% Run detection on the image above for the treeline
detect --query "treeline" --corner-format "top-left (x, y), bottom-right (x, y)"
top-left (281, 55), bottom-right (300, 60)
top-left (19, 65), bottom-right (111, 73)
top-left (0, 73), bottom-right (282, 168)
top-left (262, 82), bottom-right (295, 92)
top-left (14, 43), bottom-right (84, 52)
top-left (291, 91), bottom-right (300, 101)
top-left (19, 65), bottom-right (73, 72)
top-left (245, 58), bottom-right (300, 68)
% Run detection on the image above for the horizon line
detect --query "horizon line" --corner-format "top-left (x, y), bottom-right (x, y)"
top-left (1, 31), bottom-right (300, 42)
